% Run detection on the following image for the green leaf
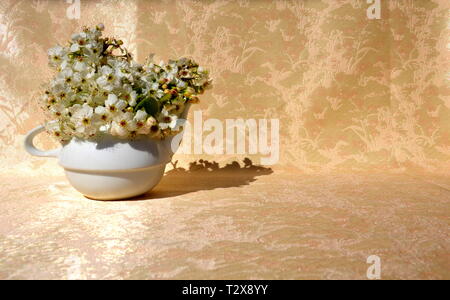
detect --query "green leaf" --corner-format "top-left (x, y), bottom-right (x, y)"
top-left (159, 93), bottom-right (172, 103)
top-left (135, 96), bottom-right (159, 116)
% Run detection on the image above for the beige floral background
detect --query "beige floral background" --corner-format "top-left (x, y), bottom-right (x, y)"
top-left (0, 0), bottom-right (449, 280)
top-left (0, 0), bottom-right (449, 173)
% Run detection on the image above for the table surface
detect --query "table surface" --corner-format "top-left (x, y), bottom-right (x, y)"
top-left (0, 160), bottom-right (449, 280)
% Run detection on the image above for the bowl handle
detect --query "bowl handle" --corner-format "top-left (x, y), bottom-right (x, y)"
top-left (24, 125), bottom-right (61, 158)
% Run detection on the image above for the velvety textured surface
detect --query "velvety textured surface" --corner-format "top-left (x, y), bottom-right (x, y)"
top-left (0, 161), bottom-right (449, 280)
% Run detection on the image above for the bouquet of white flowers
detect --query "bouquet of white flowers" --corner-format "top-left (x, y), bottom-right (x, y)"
top-left (42, 24), bottom-right (212, 141)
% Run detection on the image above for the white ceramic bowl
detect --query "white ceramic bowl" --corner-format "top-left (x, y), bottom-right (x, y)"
top-left (24, 130), bottom-right (184, 200)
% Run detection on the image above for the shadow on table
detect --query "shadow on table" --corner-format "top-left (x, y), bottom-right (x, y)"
top-left (135, 158), bottom-right (273, 199)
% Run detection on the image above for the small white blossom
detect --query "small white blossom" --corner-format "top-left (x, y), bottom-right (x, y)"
top-left (133, 110), bottom-right (146, 132)
top-left (73, 60), bottom-right (88, 72)
top-left (70, 103), bottom-right (94, 134)
top-left (48, 45), bottom-right (67, 67)
top-left (49, 103), bottom-right (68, 117)
top-left (94, 105), bottom-right (111, 123)
top-left (105, 94), bottom-right (127, 114)
top-left (111, 111), bottom-right (135, 137)
top-left (158, 109), bottom-right (181, 131)
top-left (96, 66), bottom-right (119, 91)
top-left (57, 68), bottom-right (75, 85)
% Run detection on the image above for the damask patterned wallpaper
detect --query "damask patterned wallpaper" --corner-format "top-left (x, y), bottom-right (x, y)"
top-left (0, 0), bottom-right (449, 174)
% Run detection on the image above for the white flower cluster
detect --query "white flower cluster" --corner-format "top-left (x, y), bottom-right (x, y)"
top-left (42, 24), bottom-right (212, 141)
